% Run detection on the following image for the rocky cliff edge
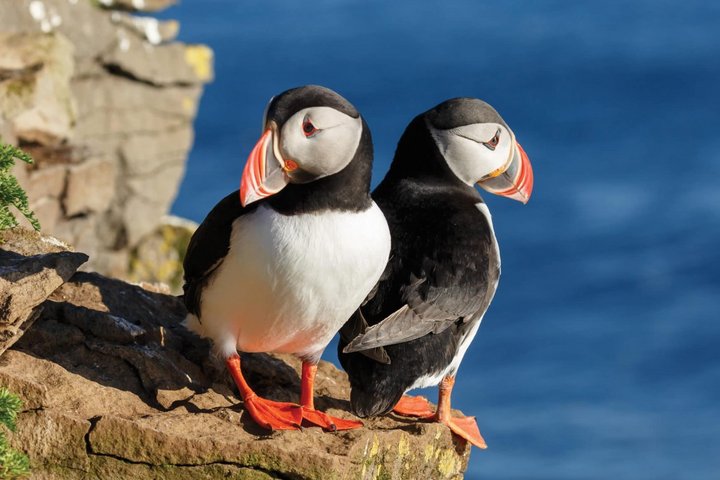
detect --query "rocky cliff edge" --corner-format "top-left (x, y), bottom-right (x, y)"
top-left (0, 228), bottom-right (471, 479)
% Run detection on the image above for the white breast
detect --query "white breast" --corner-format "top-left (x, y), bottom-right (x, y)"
top-left (198, 203), bottom-right (390, 361)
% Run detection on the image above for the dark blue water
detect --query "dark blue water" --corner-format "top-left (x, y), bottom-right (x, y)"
top-left (162, 1), bottom-right (720, 478)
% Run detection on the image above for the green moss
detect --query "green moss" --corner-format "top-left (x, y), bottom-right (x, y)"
top-left (0, 388), bottom-right (30, 479)
top-left (0, 142), bottom-right (40, 231)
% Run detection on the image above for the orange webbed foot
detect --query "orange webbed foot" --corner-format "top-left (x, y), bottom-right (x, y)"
top-left (393, 395), bottom-right (435, 418)
top-left (299, 406), bottom-right (364, 431)
top-left (441, 415), bottom-right (487, 449)
top-left (243, 394), bottom-right (303, 431)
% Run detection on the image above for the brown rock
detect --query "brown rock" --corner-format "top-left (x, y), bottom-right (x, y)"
top-left (124, 163), bottom-right (186, 245)
top-left (0, 32), bottom-right (76, 146)
top-left (1, 234), bottom-right (471, 479)
top-left (27, 196), bottom-right (62, 232)
top-left (51, 214), bottom-right (98, 255)
top-left (0, 113), bottom-right (17, 143)
top-left (120, 127), bottom-right (193, 176)
top-left (26, 164), bottom-right (67, 200)
top-left (71, 75), bottom-right (202, 142)
top-left (0, 228), bottom-right (88, 356)
top-left (63, 159), bottom-right (116, 216)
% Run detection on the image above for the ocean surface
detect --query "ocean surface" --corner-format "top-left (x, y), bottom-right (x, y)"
top-left (161, 1), bottom-right (720, 478)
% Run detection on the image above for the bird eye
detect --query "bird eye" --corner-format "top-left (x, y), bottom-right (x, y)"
top-left (483, 129), bottom-right (500, 150)
top-left (302, 117), bottom-right (318, 137)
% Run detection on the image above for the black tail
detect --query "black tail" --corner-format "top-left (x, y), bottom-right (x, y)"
top-left (350, 381), bottom-right (405, 418)
top-left (339, 338), bottom-right (410, 418)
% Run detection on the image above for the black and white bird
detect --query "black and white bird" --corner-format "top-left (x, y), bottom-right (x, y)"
top-left (183, 85), bottom-right (391, 431)
top-left (339, 98), bottom-right (533, 448)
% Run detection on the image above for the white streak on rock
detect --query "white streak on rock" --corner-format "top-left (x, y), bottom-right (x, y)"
top-left (41, 236), bottom-right (69, 249)
top-left (131, 17), bottom-right (162, 45)
top-left (118, 31), bottom-right (130, 51)
top-left (29, 1), bottom-right (46, 21)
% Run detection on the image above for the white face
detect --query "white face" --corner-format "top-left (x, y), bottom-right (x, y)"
top-left (427, 120), bottom-right (516, 186)
top-left (278, 106), bottom-right (363, 179)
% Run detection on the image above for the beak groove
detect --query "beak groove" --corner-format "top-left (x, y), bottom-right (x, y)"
top-left (240, 127), bottom-right (291, 207)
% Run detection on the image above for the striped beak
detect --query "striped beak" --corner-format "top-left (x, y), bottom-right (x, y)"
top-left (478, 140), bottom-right (533, 204)
top-left (240, 125), bottom-right (291, 207)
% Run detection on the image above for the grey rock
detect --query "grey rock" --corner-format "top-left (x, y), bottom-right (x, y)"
top-left (110, 12), bottom-right (180, 43)
top-left (0, 0), bottom-right (212, 283)
top-left (104, 0), bottom-right (178, 13)
top-left (102, 36), bottom-right (213, 86)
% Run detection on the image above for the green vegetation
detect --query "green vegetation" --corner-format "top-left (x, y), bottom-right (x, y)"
top-left (0, 388), bottom-right (30, 479)
top-left (0, 142), bottom-right (40, 231)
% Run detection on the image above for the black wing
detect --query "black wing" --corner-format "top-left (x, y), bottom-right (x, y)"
top-left (183, 190), bottom-right (255, 317)
top-left (343, 182), bottom-right (499, 353)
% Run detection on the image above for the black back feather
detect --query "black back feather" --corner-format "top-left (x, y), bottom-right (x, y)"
top-left (338, 115), bottom-right (500, 417)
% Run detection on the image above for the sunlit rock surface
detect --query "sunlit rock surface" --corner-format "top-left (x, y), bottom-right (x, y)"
top-left (0, 0), bottom-right (212, 278)
top-left (0, 229), bottom-right (471, 479)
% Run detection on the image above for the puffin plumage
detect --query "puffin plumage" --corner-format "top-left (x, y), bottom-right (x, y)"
top-left (184, 85), bottom-right (390, 431)
top-left (338, 98), bottom-right (533, 448)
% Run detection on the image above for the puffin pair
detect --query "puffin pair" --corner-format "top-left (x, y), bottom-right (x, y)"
top-left (182, 86), bottom-right (533, 446)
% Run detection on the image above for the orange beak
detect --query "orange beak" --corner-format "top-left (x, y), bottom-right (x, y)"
top-left (240, 127), bottom-right (290, 207)
top-left (478, 140), bottom-right (534, 204)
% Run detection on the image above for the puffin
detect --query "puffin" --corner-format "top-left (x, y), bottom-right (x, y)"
top-left (183, 85), bottom-right (391, 431)
top-left (338, 98), bottom-right (533, 448)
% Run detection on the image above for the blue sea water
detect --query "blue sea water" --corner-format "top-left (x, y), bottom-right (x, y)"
top-left (161, 1), bottom-right (720, 478)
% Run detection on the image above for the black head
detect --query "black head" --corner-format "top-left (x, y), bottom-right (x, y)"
top-left (240, 85), bottom-right (373, 213)
top-left (426, 97), bottom-right (508, 131)
top-left (387, 97), bottom-right (533, 203)
top-left (263, 85), bottom-right (359, 127)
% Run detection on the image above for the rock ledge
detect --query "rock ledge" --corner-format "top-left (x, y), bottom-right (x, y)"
top-left (0, 228), bottom-right (470, 480)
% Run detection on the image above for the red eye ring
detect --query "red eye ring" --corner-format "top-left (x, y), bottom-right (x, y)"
top-left (302, 118), bottom-right (318, 137)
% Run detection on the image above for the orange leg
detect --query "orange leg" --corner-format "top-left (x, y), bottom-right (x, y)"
top-left (298, 362), bottom-right (363, 431)
top-left (226, 354), bottom-right (302, 430)
top-left (434, 376), bottom-right (487, 449)
top-left (393, 395), bottom-right (435, 418)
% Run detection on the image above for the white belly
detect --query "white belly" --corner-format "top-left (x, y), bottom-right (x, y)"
top-left (199, 203), bottom-right (390, 360)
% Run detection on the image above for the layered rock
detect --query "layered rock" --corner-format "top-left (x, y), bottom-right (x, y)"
top-left (0, 0), bottom-right (212, 277)
top-left (0, 228), bottom-right (471, 479)
top-left (0, 229), bottom-right (87, 355)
